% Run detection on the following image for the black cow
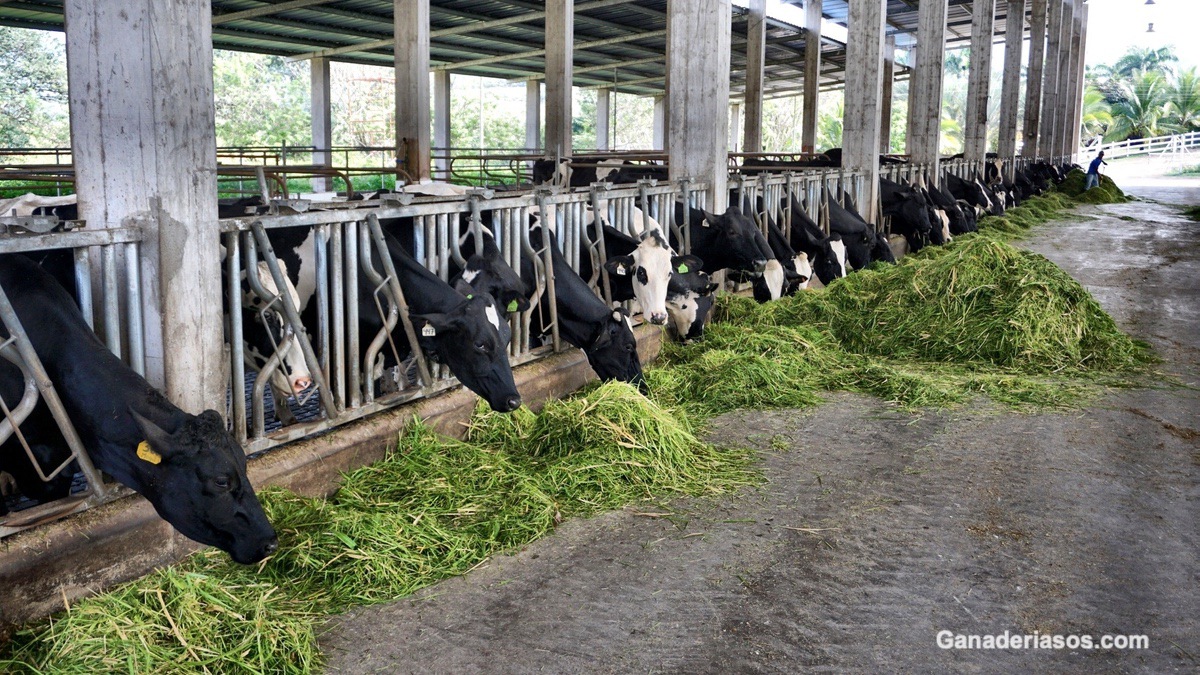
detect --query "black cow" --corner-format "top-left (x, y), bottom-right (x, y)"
top-left (523, 225), bottom-right (644, 387)
top-left (0, 255), bottom-right (278, 563)
top-left (925, 183), bottom-right (976, 235)
top-left (826, 189), bottom-right (894, 271)
top-left (671, 203), bottom-right (774, 277)
top-left (781, 197), bottom-right (845, 286)
top-left (946, 173), bottom-right (1004, 217)
top-left (452, 228), bottom-right (534, 316)
top-left (879, 178), bottom-right (939, 252)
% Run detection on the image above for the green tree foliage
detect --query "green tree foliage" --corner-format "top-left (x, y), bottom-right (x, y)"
top-left (212, 51), bottom-right (311, 147)
top-left (448, 75), bottom-right (525, 150)
top-left (1164, 67), bottom-right (1200, 133)
top-left (0, 27), bottom-right (68, 147)
top-left (1104, 70), bottom-right (1169, 142)
top-left (1081, 87), bottom-right (1113, 143)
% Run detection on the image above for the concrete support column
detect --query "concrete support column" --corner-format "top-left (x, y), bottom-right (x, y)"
top-left (1069, 2), bottom-right (1088, 159)
top-left (802, 0), bottom-right (823, 153)
top-left (395, 0), bottom-right (431, 180)
top-left (1021, 0), bottom-right (1048, 157)
top-left (667, 0), bottom-right (730, 212)
top-left (310, 57), bottom-right (333, 192)
top-left (1037, 0), bottom-right (1064, 158)
top-left (545, 0), bottom-right (574, 157)
top-left (525, 81), bottom-right (542, 152)
top-left (996, 0), bottom-right (1025, 167)
top-left (64, 0), bottom-right (221, 411)
top-left (879, 35), bottom-right (895, 154)
top-left (729, 102), bottom-right (742, 152)
top-left (840, 0), bottom-right (886, 223)
top-left (905, 0), bottom-right (948, 174)
top-left (964, 0), bottom-right (996, 164)
top-left (743, 0), bottom-right (766, 153)
top-left (653, 95), bottom-right (667, 151)
top-left (433, 70), bottom-right (451, 178)
top-left (596, 87), bottom-right (611, 151)
top-left (1053, 0), bottom-right (1076, 158)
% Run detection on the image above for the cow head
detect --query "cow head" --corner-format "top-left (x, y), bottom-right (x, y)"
top-left (531, 158), bottom-right (571, 188)
top-left (881, 185), bottom-right (934, 248)
top-left (603, 230), bottom-right (693, 326)
top-left (792, 252), bottom-right (813, 290)
top-left (242, 261), bottom-right (313, 399)
top-left (583, 309), bottom-right (645, 390)
top-left (128, 408), bottom-right (278, 564)
top-left (699, 207), bottom-right (773, 274)
top-left (413, 293), bottom-right (521, 412)
top-left (452, 236), bottom-right (532, 315)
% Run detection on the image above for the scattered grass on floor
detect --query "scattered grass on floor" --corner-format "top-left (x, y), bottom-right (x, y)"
top-left (1183, 205), bottom-right (1200, 222)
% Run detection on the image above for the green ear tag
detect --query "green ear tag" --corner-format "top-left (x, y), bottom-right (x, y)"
top-left (677, 263), bottom-right (689, 274)
top-left (466, 294), bottom-right (474, 299)
top-left (506, 299), bottom-right (519, 313)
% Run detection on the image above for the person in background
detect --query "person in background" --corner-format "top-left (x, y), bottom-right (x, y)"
top-left (1086, 151), bottom-right (1107, 190)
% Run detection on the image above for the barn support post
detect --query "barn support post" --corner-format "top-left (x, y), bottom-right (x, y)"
top-left (906, 0), bottom-right (948, 178)
top-left (997, 0), bottom-right (1026, 170)
top-left (1053, 0), bottom-right (1076, 159)
top-left (433, 70), bottom-right (451, 178)
top-left (667, 0), bottom-right (730, 212)
top-left (743, 0), bottom-right (766, 154)
top-left (64, 0), bottom-right (222, 413)
top-left (394, 0), bottom-right (431, 181)
top-left (729, 102), bottom-right (742, 152)
top-left (525, 81), bottom-right (542, 152)
top-left (879, 35), bottom-right (895, 154)
top-left (596, 87), bottom-right (612, 151)
top-left (1021, 0), bottom-right (1049, 158)
top-left (801, 0), bottom-right (823, 154)
top-left (840, 0), bottom-right (886, 224)
top-left (310, 57), bottom-right (333, 193)
top-left (545, 0), bottom-right (574, 157)
top-left (653, 95), bottom-right (667, 151)
top-left (1069, 2), bottom-right (1088, 159)
top-left (964, 0), bottom-right (996, 165)
top-left (1038, 0), bottom-right (1065, 158)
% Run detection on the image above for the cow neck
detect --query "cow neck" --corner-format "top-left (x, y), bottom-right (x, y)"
top-left (530, 227), bottom-right (610, 349)
top-left (385, 235), bottom-right (467, 313)
top-left (686, 220), bottom-right (732, 274)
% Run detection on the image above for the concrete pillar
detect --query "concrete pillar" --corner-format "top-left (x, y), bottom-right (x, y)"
top-left (1069, 2), bottom-right (1088, 159)
top-left (667, 0), bottom-right (731, 212)
top-left (743, 0), bottom-right (766, 153)
top-left (1062, 0), bottom-right (1083, 160)
top-left (905, 0), bottom-right (948, 173)
top-left (653, 95), bottom-right (667, 151)
top-left (1037, 0), bottom-right (1064, 158)
top-left (729, 102), bottom-right (742, 152)
top-left (840, 0), bottom-right (886, 223)
top-left (880, 35), bottom-right (895, 154)
top-left (395, 0), bottom-right (431, 180)
top-left (310, 57), bottom-right (333, 192)
top-left (525, 81), bottom-right (542, 152)
top-left (433, 70), bottom-right (451, 178)
top-left (802, 0), bottom-right (823, 153)
top-left (996, 0), bottom-right (1025, 167)
top-left (1021, 0), bottom-right (1048, 157)
top-left (596, 87), bottom-right (611, 151)
top-left (963, 0), bottom-right (996, 164)
top-left (545, 0), bottom-right (574, 157)
top-left (64, 0), bottom-right (221, 411)
top-left (1053, 0), bottom-right (1075, 158)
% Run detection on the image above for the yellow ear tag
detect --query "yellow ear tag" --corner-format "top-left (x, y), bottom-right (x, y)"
top-left (136, 440), bottom-right (162, 465)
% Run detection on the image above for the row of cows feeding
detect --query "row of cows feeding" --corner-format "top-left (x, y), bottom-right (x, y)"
top-left (0, 157), bottom-right (1073, 566)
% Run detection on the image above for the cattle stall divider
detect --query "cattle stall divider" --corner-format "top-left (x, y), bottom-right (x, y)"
top-left (727, 169), bottom-right (869, 237)
top-left (0, 224), bottom-right (146, 537)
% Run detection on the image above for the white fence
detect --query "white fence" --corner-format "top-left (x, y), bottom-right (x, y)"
top-left (1080, 131), bottom-right (1200, 161)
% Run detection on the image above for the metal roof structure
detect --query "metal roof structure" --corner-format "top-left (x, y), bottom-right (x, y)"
top-left (0, 0), bottom-right (1038, 99)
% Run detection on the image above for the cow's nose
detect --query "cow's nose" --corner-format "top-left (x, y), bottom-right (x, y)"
top-left (260, 536), bottom-right (279, 557)
top-left (502, 396), bottom-right (522, 412)
top-left (754, 260), bottom-right (769, 274)
top-left (291, 376), bottom-right (313, 394)
top-left (649, 312), bottom-right (668, 325)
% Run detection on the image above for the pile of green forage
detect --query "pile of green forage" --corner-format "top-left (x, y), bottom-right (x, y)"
top-left (1, 383), bottom-right (757, 674)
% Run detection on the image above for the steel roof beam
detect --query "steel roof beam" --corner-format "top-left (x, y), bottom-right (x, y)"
top-left (212, 0), bottom-right (341, 25)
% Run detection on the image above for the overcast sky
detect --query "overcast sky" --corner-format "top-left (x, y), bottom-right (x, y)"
top-left (1083, 0), bottom-right (1199, 70)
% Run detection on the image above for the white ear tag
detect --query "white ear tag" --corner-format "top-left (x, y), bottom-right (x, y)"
top-left (616, 264), bottom-right (627, 276)
top-left (422, 324), bottom-right (437, 337)
top-left (136, 440), bottom-right (162, 465)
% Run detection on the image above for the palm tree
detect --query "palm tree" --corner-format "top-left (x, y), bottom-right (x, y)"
top-left (1105, 70), bottom-right (1169, 142)
top-left (1163, 67), bottom-right (1200, 133)
top-left (1080, 86), bottom-right (1113, 143)
top-left (1109, 46), bottom-right (1178, 79)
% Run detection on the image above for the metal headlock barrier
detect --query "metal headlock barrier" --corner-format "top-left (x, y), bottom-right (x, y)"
top-left (727, 168), bottom-right (871, 238)
top-left (0, 221), bottom-right (144, 537)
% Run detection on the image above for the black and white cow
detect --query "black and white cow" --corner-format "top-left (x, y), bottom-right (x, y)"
top-left (452, 228), bottom-right (534, 316)
top-left (0, 255), bottom-right (278, 563)
top-left (826, 189), bottom-right (895, 271)
top-left (946, 173), bottom-right (1004, 217)
top-left (532, 157), bottom-right (668, 188)
top-left (522, 225), bottom-right (645, 387)
top-left (665, 265), bottom-right (719, 343)
top-left (782, 197), bottom-right (845, 286)
top-left (671, 202), bottom-right (775, 278)
top-left (879, 178), bottom-right (940, 252)
top-left (236, 259), bottom-right (314, 426)
top-left (582, 217), bottom-right (698, 327)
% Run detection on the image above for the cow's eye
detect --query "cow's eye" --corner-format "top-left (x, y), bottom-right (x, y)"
top-left (636, 267), bottom-right (648, 284)
top-left (476, 342), bottom-right (491, 355)
top-left (214, 475), bottom-right (231, 491)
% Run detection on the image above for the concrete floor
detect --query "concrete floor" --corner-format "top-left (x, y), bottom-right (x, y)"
top-left (319, 172), bottom-right (1199, 674)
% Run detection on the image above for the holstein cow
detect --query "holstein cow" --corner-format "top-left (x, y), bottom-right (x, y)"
top-left (946, 173), bottom-right (1004, 217)
top-left (0, 255), bottom-right (278, 563)
top-left (825, 189), bottom-right (895, 271)
top-left (670, 202), bottom-right (775, 278)
top-left (532, 157), bottom-right (668, 188)
top-left (451, 228), bottom-right (534, 316)
top-left (583, 220), bottom-right (699, 327)
top-left (522, 225), bottom-right (645, 387)
top-left (236, 260), bottom-right (314, 426)
top-left (879, 177), bottom-right (941, 252)
top-left (665, 266), bottom-right (720, 343)
top-left (781, 197), bottom-right (845, 285)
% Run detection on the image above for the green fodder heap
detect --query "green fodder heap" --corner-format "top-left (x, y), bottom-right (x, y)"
top-left (652, 237), bottom-right (1155, 414)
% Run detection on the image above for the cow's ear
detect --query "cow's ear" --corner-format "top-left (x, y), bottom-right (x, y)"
top-left (702, 282), bottom-right (720, 295)
top-left (411, 311), bottom-right (456, 338)
top-left (452, 278), bottom-right (476, 296)
top-left (671, 255), bottom-right (703, 275)
top-left (701, 210), bottom-right (721, 228)
top-left (603, 255), bottom-right (635, 277)
top-left (128, 407), bottom-right (177, 461)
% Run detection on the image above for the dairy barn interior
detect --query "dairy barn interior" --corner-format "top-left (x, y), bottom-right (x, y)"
top-left (0, 0), bottom-right (1090, 624)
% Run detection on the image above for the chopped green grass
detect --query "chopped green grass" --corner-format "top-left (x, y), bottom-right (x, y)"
top-left (1183, 205), bottom-right (1200, 222)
